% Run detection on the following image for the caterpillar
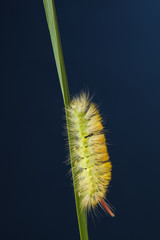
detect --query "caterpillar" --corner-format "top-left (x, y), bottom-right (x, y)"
top-left (66, 92), bottom-right (114, 217)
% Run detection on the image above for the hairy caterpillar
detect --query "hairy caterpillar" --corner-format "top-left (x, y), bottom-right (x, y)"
top-left (66, 92), bottom-right (114, 217)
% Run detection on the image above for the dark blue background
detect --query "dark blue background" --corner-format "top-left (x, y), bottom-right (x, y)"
top-left (1, 0), bottom-right (160, 239)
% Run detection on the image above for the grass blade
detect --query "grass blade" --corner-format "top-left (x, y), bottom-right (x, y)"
top-left (43, 1), bottom-right (89, 239)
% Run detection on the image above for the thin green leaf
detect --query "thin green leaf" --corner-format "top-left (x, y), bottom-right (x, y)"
top-left (43, 1), bottom-right (89, 239)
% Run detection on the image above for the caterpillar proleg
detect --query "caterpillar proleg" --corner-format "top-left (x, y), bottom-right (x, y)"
top-left (66, 92), bottom-right (114, 217)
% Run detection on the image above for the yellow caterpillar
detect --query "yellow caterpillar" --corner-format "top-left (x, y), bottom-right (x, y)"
top-left (66, 92), bottom-right (114, 217)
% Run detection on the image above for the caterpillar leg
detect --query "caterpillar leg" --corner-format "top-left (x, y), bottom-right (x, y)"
top-left (99, 198), bottom-right (115, 217)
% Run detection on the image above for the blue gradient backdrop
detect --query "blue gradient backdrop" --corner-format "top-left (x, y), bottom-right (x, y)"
top-left (1, 0), bottom-right (160, 239)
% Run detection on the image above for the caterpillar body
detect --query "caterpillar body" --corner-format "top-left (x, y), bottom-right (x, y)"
top-left (66, 92), bottom-right (114, 217)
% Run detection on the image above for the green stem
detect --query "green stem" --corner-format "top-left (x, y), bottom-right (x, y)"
top-left (43, 1), bottom-right (89, 239)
